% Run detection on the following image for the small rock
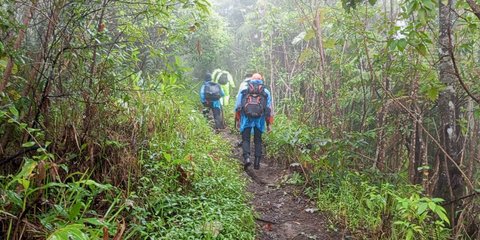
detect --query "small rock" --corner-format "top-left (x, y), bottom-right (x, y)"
top-left (273, 203), bottom-right (283, 208)
top-left (262, 223), bottom-right (273, 231)
top-left (305, 208), bottom-right (319, 213)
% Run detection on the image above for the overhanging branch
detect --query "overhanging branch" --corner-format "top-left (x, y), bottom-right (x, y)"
top-left (465, 0), bottom-right (480, 21)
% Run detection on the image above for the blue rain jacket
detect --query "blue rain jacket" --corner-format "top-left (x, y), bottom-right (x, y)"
top-left (200, 81), bottom-right (225, 109)
top-left (235, 79), bottom-right (272, 133)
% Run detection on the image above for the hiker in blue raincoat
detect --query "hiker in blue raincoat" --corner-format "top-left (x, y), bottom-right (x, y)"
top-left (200, 73), bottom-right (225, 129)
top-left (235, 73), bottom-right (273, 170)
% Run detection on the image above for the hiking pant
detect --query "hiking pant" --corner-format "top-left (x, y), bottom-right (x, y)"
top-left (241, 127), bottom-right (262, 160)
top-left (212, 107), bottom-right (224, 129)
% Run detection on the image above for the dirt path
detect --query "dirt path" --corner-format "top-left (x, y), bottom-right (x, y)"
top-left (222, 130), bottom-right (340, 240)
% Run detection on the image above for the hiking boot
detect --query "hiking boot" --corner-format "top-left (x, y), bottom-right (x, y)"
top-left (243, 157), bottom-right (251, 169)
top-left (254, 156), bottom-right (261, 170)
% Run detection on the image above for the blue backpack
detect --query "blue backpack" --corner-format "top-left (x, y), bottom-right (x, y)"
top-left (204, 81), bottom-right (222, 101)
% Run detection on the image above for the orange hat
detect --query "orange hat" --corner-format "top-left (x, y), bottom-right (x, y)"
top-left (251, 73), bottom-right (263, 80)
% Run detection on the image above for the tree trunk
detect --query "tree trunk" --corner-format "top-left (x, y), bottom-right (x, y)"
top-left (82, 0), bottom-right (108, 142)
top-left (408, 69), bottom-right (424, 184)
top-left (374, 104), bottom-right (387, 171)
top-left (0, 1), bottom-right (38, 93)
top-left (313, 8), bottom-right (327, 126)
top-left (435, 0), bottom-right (464, 226)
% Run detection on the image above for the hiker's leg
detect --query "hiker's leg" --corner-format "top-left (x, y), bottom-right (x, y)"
top-left (212, 107), bottom-right (223, 129)
top-left (202, 108), bottom-right (210, 118)
top-left (222, 85), bottom-right (230, 106)
top-left (223, 95), bottom-right (230, 106)
top-left (242, 127), bottom-right (252, 160)
top-left (253, 127), bottom-right (262, 169)
top-left (253, 127), bottom-right (262, 158)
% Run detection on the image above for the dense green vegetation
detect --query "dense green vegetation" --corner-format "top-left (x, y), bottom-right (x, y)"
top-left (209, 0), bottom-right (479, 239)
top-left (1, 0), bottom-right (480, 239)
top-left (1, 0), bottom-right (254, 239)
top-left (124, 90), bottom-right (254, 239)
top-left (1, 83), bottom-right (255, 239)
top-left (265, 116), bottom-right (452, 239)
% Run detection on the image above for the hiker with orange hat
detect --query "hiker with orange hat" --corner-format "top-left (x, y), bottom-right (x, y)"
top-left (234, 73), bottom-right (273, 170)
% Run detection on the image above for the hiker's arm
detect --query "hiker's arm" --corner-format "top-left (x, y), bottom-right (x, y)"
top-left (234, 90), bottom-right (243, 111)
top-left (265, 89), bottom-right (274, 126)
top-left (265, 88), bottom-right (272, 109)
top-left (227, 72), bottom-right (235, 88)
top-left (266, 108), bottom-right (273, 126)
top-left (235, 111), bottom-right (241, 122)
top-left (212, 69), bottom-right (222, 82)
top-left (200, 85), bottom-right (207, 105)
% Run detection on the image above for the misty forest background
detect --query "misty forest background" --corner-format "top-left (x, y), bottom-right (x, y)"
top-left (0, 0), bottom-right (479, 239)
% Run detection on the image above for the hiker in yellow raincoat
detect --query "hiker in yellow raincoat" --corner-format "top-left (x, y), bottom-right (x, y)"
top-left (211, 69), bottom-right (235, 106)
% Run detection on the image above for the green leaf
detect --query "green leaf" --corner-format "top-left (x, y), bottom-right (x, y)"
top-left (304, 29), bottom-right (316, 41)
top-left (436, 209), bottom-right (450, 224)
top-left (82, 218), bottom-right (106, 226)
top-left (431, 198), bottom-right (444, 203)
top-left (47, 224), bottom-right (89, 240)
top-left (0, 58), bottom-right (7, 70)
top-left (468, 23), bottom-right (478, 31)
top-left (5, 190), bottom-right (23, 207)
top-left (422, 0), bottom-right (436, 10)
top-left (387, 39), bottom-right (396, 51)
top-left (323, 39), bottom-right (336, 49)
top-left (9, 105), bottom-right (19, 119)
top-left (407, 1), bottom-right (419, 15)
top-left (415, 43), bottom-right (427, 56)
top-left (18, 179), bottom-right (30, 190)
top-left (68, 202), bottom-right (84, 220)
top-left (27, 128), bottom-right (41, 132)
top-left (431, 204), bottom-right (450, 224)
top-left (16, 159), bottom-right (37, 180)
top-left (368, 0), bottom-right (377, 5)
top-left (195, 0), bottom-right (211, 14)
top-left (299, 48), bottom-right (314, 63)
top-left (22, 141), bottom-right (36, 148)
top-left (406, 229), bottom-right (414, 240)
top-left (77, 179), bottom-right (112, 191)
top-left (163, 152), bottom-right (172, 162)
top-left (417, 202), bottom-right (428, 215)
top-left (426, 85), bottom-right (440, 101)
top-left (397, 39), bottom-right (407, 52)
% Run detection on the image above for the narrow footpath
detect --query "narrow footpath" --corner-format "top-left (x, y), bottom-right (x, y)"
top-left (222, 130), bottom-right (341, 240)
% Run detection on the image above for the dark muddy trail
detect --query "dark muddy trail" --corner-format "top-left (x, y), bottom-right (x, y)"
top-left (222, 130), bottom-right (341, 240)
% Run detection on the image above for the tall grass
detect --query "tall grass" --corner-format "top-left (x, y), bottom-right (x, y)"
top-left (124, 89), bottom-right (255, 239)
top-left (0, 79), bottom-right (255, 239)
top-left (265, 114), bottom-right (451, 239)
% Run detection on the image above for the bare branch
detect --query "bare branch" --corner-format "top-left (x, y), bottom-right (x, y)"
top-left (465, 0), bottom-right (480, 21)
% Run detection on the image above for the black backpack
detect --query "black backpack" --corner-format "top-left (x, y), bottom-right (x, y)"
top-left (242, 82), bottom-right (267, 118)
top-left (218, 73), bottom-right (228, 85)
top-left (204, 82), bottom-right (222, 101)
